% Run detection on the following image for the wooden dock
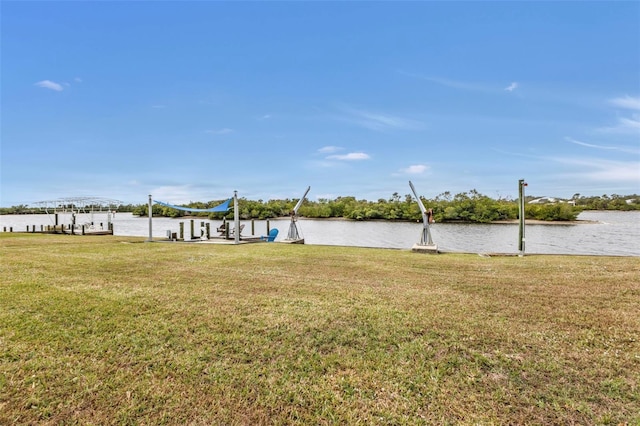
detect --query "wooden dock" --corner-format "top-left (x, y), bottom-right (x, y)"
top-left (3, 224), bottom-right (113, 236)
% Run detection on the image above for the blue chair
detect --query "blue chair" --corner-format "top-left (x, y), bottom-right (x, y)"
top-left (260, 228), bottom-right (279, 242)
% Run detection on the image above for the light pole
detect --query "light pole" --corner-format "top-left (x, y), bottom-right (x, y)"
top-left (146, 194), bottom-right (153, 242)
top-left (518, 179), bottom-right (527, 256)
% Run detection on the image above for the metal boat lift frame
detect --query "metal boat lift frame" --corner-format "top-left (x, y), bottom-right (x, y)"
top-left (32, 196), bottom-right (122, 230)
top-left (284, 186), bottom-right (311, 244)
top-left (409, 181), bottom-right (438, 253)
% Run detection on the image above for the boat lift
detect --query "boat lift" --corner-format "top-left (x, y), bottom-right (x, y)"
top-left (409, 181), bottom-right (438, 253)
top-left (283, 186), bottom-right (310, 244)
top-left (32, 196), bottom-right (122, 233)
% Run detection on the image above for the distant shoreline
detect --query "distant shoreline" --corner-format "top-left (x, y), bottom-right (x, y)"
top-left (0, 212), bottom-right (602, 225)
top-left (292, 217), bottom-right (598, 225)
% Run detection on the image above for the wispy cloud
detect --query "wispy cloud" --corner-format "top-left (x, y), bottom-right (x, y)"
top-left (318, 146), bottom-right (342, 154)
top-left (609, 95), bottom-right (640, 110)
top-left (206, 128), bottom-right (234, 135)
top-left (326, 152), bottom-right (370, 161)
top-left (398, 70), bottom-right (490, 92)
top-left (34, 80), bottom-right (64, 91)
top-left (260, 114), bottom-right (271, 120)
top-left (337, 106), bottom-right (422, 132)
top-left (598, 114), bottom-right (640, 134)
top-left (551, 156), bottom-right (640, 183)
top-left (618, 115), bottom-right (640, 130)
top-left (598, 95), bottom-right (640, 134)
top-left (151, 185), bottom-right (197, 204)
top-left (399, 164), bottom-right (429, 175)
top-left (400, 70), bottom-right (523, 96)
top-left (565, 137), bottom-right (640, 154)
top-left (505, 82), bottom-right (518, 92)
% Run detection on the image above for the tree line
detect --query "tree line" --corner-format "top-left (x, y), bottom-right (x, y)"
top-left (2, 192), bottom-right (637, 222)
top-left (127, 191), bottom-right (639, 223)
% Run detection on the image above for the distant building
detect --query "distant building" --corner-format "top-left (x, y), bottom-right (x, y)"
top-left (528, 197), bottom-right (564, 204)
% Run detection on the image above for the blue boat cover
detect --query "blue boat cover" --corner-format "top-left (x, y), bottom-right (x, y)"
top-left (154, 198), bottom-right (232, 212)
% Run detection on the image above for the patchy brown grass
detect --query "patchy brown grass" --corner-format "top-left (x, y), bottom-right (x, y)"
top-left (1, 233), bottom-right (639, 424)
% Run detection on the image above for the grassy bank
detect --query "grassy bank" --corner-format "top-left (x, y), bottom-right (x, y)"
top-left (1, 233), bottom-right (638, 424)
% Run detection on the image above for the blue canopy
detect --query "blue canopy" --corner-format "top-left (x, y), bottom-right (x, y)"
top-left (154, 198), bottom-right (232, 213)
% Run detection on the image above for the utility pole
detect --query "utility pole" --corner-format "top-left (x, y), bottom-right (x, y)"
top-left (518, 179), bottom-right (527, 256)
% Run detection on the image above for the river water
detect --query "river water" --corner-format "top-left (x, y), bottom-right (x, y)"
top-left (2, 211), bottom-right (638, 256)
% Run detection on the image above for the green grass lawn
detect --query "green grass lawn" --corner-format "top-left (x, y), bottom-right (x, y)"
top-left (1, 233), bottom-right (639, 425)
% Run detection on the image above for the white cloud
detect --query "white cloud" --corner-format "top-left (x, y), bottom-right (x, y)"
top-left (74, 77), bottom-right (83, 83)
top-left (609, 95), bottom-right (640, 110)
top-left (565, 137), bottom-right (640, 154)
top-left (599, 113), bottom-right (640, 134)
top-left (598, 95), bottom-right (640, 134)
top-left (34, 80), bottom-right (64, 91)
top-left (505, 82), bottom-right (518, 92)
top-left (260, 114), bottom-right (271, 120)
top-left (617, 115), bottom-right (640, 130)
top-left (551, 156), bottom-right (640, 183)
top-left (335, 105), bottom-right (422, 131)
top-left (206, 128), bottom-right (234, 135)
top-left (399, 164), bottom-right (429, 174)
top-left (398, 70), bottom-right (494, 92)
top-left (326, 152), bottom-right (370, 161)
top-left (151, 185), bottom-right (196, 204)
top-left (318, 146), bottom-right (342, 154)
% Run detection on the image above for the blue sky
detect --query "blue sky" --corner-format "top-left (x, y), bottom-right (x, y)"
top-left (2, 1), bottom-right (639, 207)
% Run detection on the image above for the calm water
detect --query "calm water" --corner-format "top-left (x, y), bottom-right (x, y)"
top-left (2, 211), bottom-right (638, 256)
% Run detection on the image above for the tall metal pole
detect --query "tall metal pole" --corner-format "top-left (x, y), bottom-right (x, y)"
top-left (518, 180), bottom-right (526, 256)
top-left (234, 190), bottom-right (240, 244)
top-left (147, 194), bottom-right (153, 242)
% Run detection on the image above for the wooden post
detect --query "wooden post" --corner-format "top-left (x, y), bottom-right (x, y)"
top-left (190, 220), bottom-right (194, 240)
top-left (82, 225), bottom-right (85, 235)
top-left (206, 223), bottom-right (210, 239)
top-left (179, 222), bottom-right (184, 240)
top-left (251, 219), bottom-right (255, 235)
top-left (266, 219), bottom-right (270, 235)
top-left (55, 213), bottom-right (58, 226)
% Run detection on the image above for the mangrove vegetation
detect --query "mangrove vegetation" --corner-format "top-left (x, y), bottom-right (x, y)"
top-left (128, 191), bottom-right (639, 223)
top-left (2, 192), bottom-right (638, 223)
